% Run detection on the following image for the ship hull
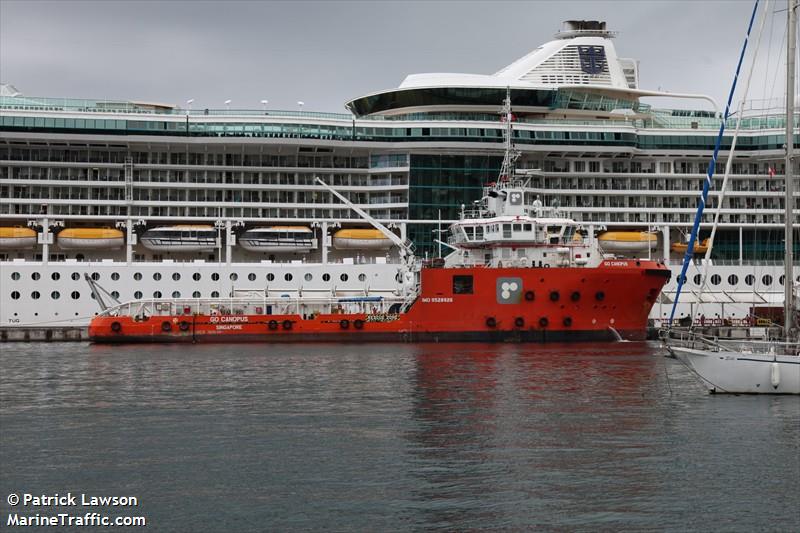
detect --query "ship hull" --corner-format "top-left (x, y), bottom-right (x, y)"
top-left (89, 260), bottom-right (670, 344)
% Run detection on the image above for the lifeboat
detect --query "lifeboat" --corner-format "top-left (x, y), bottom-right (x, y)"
top-left (0, 227), bottom-right (37, 250)
top-left (57, 228), bottom-right (124, 250)
top-left (671, 238), bottom-right (710, 254)
top-left (332, 229), bottom-right (393, 250)
top-left (239, 226), bottom-right (315, 253)
top-left (597, 231), bottom-right (657, 253)
top-left (140, 225), bottom-right (217, 252)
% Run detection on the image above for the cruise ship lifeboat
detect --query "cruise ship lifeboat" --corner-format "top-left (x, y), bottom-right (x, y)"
top-left (671, 238), bottom-right (710, 254)
top-left (597, 231), bottom-right (657, 253)
top-left (0, 227), bottom-right (37, 250)
top-left (239, 226), bottom-right (315, 253)
top-left (57, 228), bottom-right (124, 250)
top-left (140, 225), bottom-right (217, 252)
top-left (332, 229), bottom-right (393, 250)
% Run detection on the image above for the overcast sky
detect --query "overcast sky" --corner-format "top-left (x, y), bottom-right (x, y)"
top-left (0, 0), bottom-right (792, 113)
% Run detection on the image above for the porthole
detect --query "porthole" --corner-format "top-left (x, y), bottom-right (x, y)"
top-left (745, 274), bottom-right (755, 286)
top-left (134, 272), bottom-right (142, 281)
top-left (193, 291), bottom-right (201, 298)
top-left (211, 273), bottom-right (220, 281)
top-left (51, 291), bottom-right (60, 300)
top-left (710, 274), bottom-right (721, 286)
top-left (779, 275), bottom-right (785, 286)
top-left (111, 272), bottom-right (120, 281)
top-left (230, 273), bottom-right (238, 281)
top-left (32, 272), bottom-right (40, 280)
top-left (340, 273), bottom-right (349, 282)
top-left (762, 274), bottom-right (773, 286)
top-left (693, 274), bottom-right (702, 285)
top-left (153, 291), bottom-right (162, 298)
top-left (31, 291), bottom-right (40, 300)
top-left (728, 274), bottom-right (739, 286)
top-left (134, 291), bottom-right (142, 299)
top-left (172, 291), bottom-right (181, 298)
top-left (248, 273), bottom-right (256, 281)
top-left (90, 272), bottom-right (99, 281)
top-left (358, 273), bottom-right (366, 282)
top-left (11, 272), bottom-right (20, 280)
top-left (322, 273), bottom-right (330, 282)
top-left (153, 272), bottom-right (162, 281)
top-left (285, 273), bottom-right (293, 281)
top-left (193, 273), bottom-right (201, 281)
top-left (111, 291), bottom-right (119, 299)
top-left (71, 272), bottom-right (80, 281)
top-left (304, 273), bottom-right (312, 282)
top-left (71, 291), bottom-right (80, 300)
top-left (267, 273), bottom-right (275, 282)
top-left (51, 272), bottom-right (60, 281)
top-left (172, 272), bottom-right (181, 281)
top-left (10, 291), bottom-right (20, 300)
top-left (211, 291), bottom-right (219, 298)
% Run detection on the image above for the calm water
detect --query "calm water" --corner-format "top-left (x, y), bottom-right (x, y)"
top-left (1, 341), bottom-right (798, 532)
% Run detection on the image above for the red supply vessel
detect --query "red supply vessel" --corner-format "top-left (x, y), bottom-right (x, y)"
top-left (89, 95), bottom-right (669, 343)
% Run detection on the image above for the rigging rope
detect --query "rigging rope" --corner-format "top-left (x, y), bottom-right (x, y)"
top-left (669, 0), bottom-right (762, 323)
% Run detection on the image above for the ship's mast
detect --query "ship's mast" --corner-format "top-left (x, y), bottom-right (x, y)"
top-left (785, 0), bottom-right (796, 336)
top-left (499, 87), bottom-right (520, 180)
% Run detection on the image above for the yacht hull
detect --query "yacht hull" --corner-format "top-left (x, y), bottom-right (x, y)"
top-left (671, 347), bottom-right (800, 394)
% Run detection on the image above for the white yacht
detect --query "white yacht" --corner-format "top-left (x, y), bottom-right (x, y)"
top-left (1, 19), bottom-right (797, 328)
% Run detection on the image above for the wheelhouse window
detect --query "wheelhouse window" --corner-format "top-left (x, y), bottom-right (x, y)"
top-left (453, 275), bottom-right (474, 295)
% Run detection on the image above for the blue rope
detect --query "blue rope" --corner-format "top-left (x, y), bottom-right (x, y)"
top-left (669, 0), bottom-right (761, 324)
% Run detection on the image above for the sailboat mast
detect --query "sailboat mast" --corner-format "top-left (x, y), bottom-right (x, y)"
top-left (785, 0), bottom-right (796, 336)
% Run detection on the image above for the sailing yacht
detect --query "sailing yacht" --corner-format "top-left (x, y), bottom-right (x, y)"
top-left (665, 0), bottom-right (800, 394)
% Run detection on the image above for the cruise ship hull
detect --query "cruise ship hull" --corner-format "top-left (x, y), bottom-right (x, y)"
top-left (89, 260), bottom-right (670, 343)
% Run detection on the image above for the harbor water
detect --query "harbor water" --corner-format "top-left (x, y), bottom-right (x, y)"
top-left (1, 342), bottom-right (798, 531)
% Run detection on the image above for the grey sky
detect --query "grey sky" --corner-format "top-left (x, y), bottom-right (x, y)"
top-left (0, 0), bottom-right (790, 113)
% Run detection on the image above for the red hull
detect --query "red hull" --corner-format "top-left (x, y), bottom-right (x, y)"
top-left (89, 260), bottom-right (670, 343)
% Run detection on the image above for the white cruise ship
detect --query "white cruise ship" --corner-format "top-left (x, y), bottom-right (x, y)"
top-left (1, 20), bottom-right (798, 329)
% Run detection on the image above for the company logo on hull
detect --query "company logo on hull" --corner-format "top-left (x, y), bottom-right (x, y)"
top-left (496, 277), bottom-right (523, 304)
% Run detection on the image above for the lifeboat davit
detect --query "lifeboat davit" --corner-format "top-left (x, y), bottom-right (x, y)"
top-left (332, 229), bottom-right (393, 250)
top-left (239, 226), bottom-right (315, 252)
top-left (57, 228), bottom-right (125, 250)
top-left (671, 238), bottom-right (710, 254)
top-left (598, 231), bottom-right (657, 253)
top-left (140, 225), bottom-right (217, 252)
top-left (0, 227), bottom-right (37, 250)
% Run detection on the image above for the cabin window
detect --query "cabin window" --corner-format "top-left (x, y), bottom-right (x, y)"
top-left (503, 224), bottom-right (512, 238)
top-left (284, 273), bottom-right (293, 281)
top-left (71, 291), bottom-right (80, 300)
top-left (153, 272), bottom-right (162, 281)
top-left (193, 291), bottom-right (201, 298)
top-left (31, 291), bottom-right (40, 300)
top-left (111, 273), bottom-right (120, 281)
top-left (193, 273), bottom-right (201, 281)
top-left (523, 224), bottom-right (532, 231)
top-left (172, 291), bottom-right (181, 298)
top-left (465, 227), bottom-right (474, 239)
top-left (134, 272), bottom-right (143, 281)
top-left (153, 291), bottom-right (161, 298)
top-left (453, 275), bottom-right (474, 295)
top-left (230, 273), bottom-right (238, 281)
top-left (134, 291), bottom-right (142, 299)
top-left (248, 273), bottom-right (257, 281)
top-left (32, 272), bottom-right (40, 281)
top-left (211, 291), bottom-right (219, 298)
top-left (513, 224), bottom-right (522, 232)
top-left (51, 272), bottom-right (60, 281)
top-left (72, 272), bottom-right (80, 281)
top-left (267, 273), bottom-right (275, 281)
top-left (305, 273), bottom-right (313, 282)
top-left (172, 272), bottom-right (181, 281)
top-left (212, 273), bottom-right (220, 281)
top-left (475, 227), bottom-right (484, 239)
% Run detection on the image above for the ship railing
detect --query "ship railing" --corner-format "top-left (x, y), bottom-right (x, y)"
top-left (100, 295), bottom-right (408, 319)
top-left (660, 327), bottom-right (799, 355)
